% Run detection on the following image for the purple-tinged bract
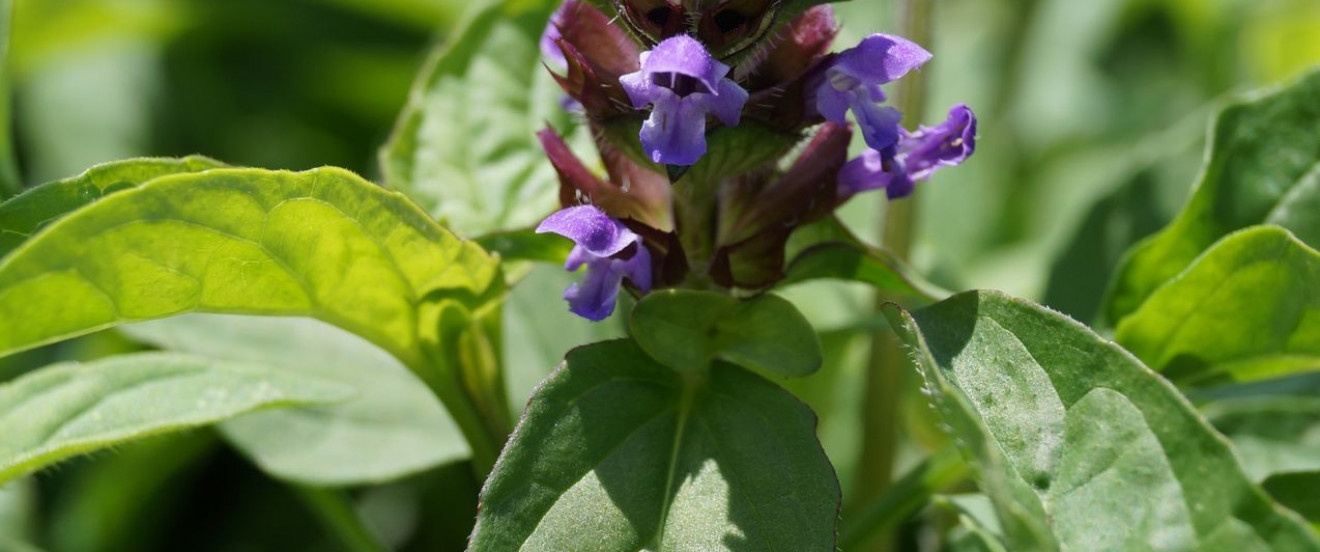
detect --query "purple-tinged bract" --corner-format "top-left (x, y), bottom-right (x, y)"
top-left (536, 205), bottom-right (653, 321)
top-left (619, 35), bottom-right (749, 166)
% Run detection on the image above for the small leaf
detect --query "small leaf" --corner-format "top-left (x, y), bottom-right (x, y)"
top-left (380, 0), bottom-right (567, 236)
top-left (1116, 226), bottom-right (1320, 386)
top-left (783, 242), bottom-right (945, 303)
top-left (886, 291), bottom-right (1320, 551)
top-left (1262, 471), bottom-right (1320, 529)
top-left (475, 228), bottom-right (574, 265)
top-left (0, 156), bottom-right (224, 257)
top-left (0, 352), bottom-right (351, 485)
top-left (1106, 69), bottom-right (1320, 323)
top-left (122, 314), bottom-right (469, 486)
top-left (468, 339), bottom-right (839, 551)
top-left (629, 289), bottom-right (822, 377)
top-left (1204, 395), bottom-right (1320, 482)
top-left (0, 166), bottom-right (501, 367)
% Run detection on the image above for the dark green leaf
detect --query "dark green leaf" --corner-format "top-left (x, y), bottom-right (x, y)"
top-left (475, 228), bottom-right (574, 265)
top-left (1204, 395), bottom-right (1320, 482)
top-left (0, 156), bottom-right (224, 257)
top-left (629, 290), bottom-right (822, 377)
top-left (783, 242), bottom-right (945, 303)
top-left (1262, 472), bottom-right (1320, 529)
top-left (122, 314), bottom-right (469, 486)
top-left (469, 339), bottom-right (839, 550)
top-left (1105, 69), bottom-right (1320, 323)
top-left (1115, 226), bottom-right (1320, 386)
top-left (379, 0), bottom-right (566, 236)
top-left (886, 290), bottom-right (1319, 551)
top-left (0, 352), bottom-right (351, 485)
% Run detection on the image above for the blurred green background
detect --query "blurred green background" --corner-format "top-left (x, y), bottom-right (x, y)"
top-left (3, 0), bottom-right (1320, 550)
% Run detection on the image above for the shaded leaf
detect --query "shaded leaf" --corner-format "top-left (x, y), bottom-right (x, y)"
top-left (123, 314), bottom-right (469, 486)
top-left (1105, 69), bottom-right (1320, 323)
top-left (379, 0), bottom-right (567, 236)
top-left (630, 290), bottom-right (822, 377)
top-left (0, 156), bottom-right (224, 257)
top-left (1115, 226), bottom-right (1320, 386)
top-left (885, 290), bottom-right (1319, 551)
top-left (0, 352), bottom-right (351, 485)
top-left (1204, 395), bottom-right (1320, 482)
top-left (469, 339), bottom-right (839, 551)
top-left (1262, 472), bottom-right (1320, 529)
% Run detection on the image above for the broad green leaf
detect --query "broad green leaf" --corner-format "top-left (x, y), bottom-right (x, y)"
top-left (0, 166), bottom-right (500, 366)
top-left (379, 0), bottom-right (565, 236)
top-left (0, 352), bottom-right (351, 485)
top-left (469, 339), bottom-right (839, 551)
top-left (122, 314), bottom-right (469, 486)
top-left (1262, 472), bottom-right (1320, 530)
top-left (1116, 226), bottom-right (1320, 386)
top-left (1204, 395), bottom-right (1320, 482)
top-left (0, 156), bottom-right (223, 257)
top-left (1105, 69), bottom-right (1320, 323)
top-left (885, 290), bottom-right (1320, 551)
top-left (629, 290), bottom-right (822, 377)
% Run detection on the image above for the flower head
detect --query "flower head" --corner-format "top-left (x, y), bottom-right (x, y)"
top-left (536, 205), bottom-right (653, 321)
top-left (812, 34), bottom-right (931, 151)
top-left (839, 104), bottom-right (977, 200)
top-left (619, 35), bottom-right (749, 166)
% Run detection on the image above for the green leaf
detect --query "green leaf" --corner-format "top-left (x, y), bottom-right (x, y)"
top-left (1204, 395), bottom-right (1320, 482)
top-left (469, 339), bottom-right (839, 551)
top-left (885, 290), bottom-right (1320, 551)
top-left (1115, 226), bottom-right (1320, 386)
top-left (379, 0), bottom-right (566, 236)
top-left (0, 166), bottom-right (500, 365)
top-left (781, 217), bottom-right (948, 304)
top-left (475, 228), bottom-right (574, 265)
top-left (1262, 471), bottom-right (1320, 529)
top-left (1105, 69), bottom-right (1320, 323)
top-left (0, 0), bottom-right (20, 199)
top-left (122, 314), bottom-right (469, 486)
top-left (0, 352), bottom-right (351, 485)
top-left (629, 290), bottom-right (822, 377)
top-left (0, 156), bottom-right (224, 257)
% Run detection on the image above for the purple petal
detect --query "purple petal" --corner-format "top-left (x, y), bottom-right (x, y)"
top-left (901, 103), bottom-right (977, 181)
top-left (613, 245), bottom-right (652, 293)
top-left (639, 95), bottom-right (708, 166)
top-left (564, 258), bottom-right (625, 321)
top-left (704, 79), bottom-right (749, 126)
top-left (618, 70), bottom-right (654, 109)
top-left (837, 149), bottom-right (897, 199)
top-left (814, 85), bottom-right (850, 124)
top-left (640, 35), bottom-right (730, 91)
top-left (536, 205), bottom-right (636, 257)
top-left (832, 34), bottom-right (932, 86)
top-left (853, 102), bottom-right (903, 152)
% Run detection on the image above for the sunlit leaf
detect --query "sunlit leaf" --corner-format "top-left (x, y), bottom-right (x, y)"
top-left (1105, 69), bottom-right (1320, 323)
top-left (0, 156), bottom-right (224, 257)
top-left (379, 0), bottom-right (566, 237)
top-left (469, 339), bottom-right (839, 551)
top-left (0, 352), bottom-right (351, 485)
top-left (1116, 226), bottom-right (1320, 386)
top-left (886, 290), bottom-right (1320, 551)
top-left (123, 314), bottom-right (469, 486)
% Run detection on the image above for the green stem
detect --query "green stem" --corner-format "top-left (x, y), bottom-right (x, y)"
top-left (850, 0), bottom-right (934, 550)
top-left (840, 447), bottom-right (968, 550)
top-left (0, 0), bottom-right (22, 199)
top-left (412, 361), bottom-right (503, 478)
top-left (293, 485), bottom-right (391, 552)
top-left (672, 175), bottom-right (721, 289)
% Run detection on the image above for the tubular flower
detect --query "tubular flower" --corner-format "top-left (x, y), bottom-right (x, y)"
top-left (838, 103), bottom-right (977, 200)
top-left (811, 33), bottom-right (931, 151)
top-left (619, 35), bottom-right (749, 166)
top-left (536, 205), bottom-right (653, 321)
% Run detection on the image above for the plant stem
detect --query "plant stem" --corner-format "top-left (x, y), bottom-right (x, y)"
top-left (840, 446), bottom-right (969, 550)
top-left (293, 485), bottom-right (391, 552)
top-left (850, 0), bottom-right (935, 550)
top-left (0, 0), bottom-right (22, 199)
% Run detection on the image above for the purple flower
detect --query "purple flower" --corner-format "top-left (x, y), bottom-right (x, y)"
top-left (838, 104), bottom-right (977, 200)
top-left (814, 34), bottom-right (931, 151)
top-left (540, 1), bottom-right (573, 71)
top-left (619, 35), bottom-right (749, 166)
top-left (536, 205), bottom-right (653, 321)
